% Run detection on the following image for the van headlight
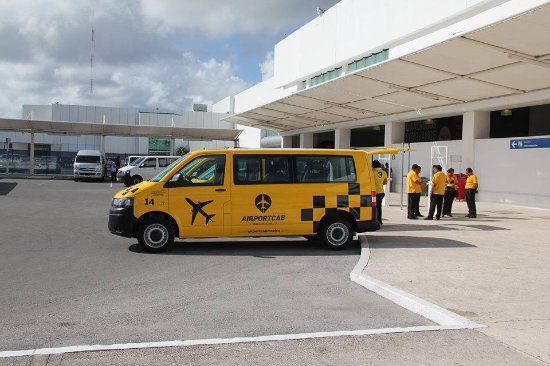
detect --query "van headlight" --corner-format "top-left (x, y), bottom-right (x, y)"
top-left (95, 166), bottom-right (102, 172)
top-left (112, 197), bottom-right (134, 208)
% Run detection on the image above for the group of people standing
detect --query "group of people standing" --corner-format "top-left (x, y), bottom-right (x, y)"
top-left (406, 164), bottom-right (478, 220)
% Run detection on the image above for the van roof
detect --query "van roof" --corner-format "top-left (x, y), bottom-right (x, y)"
top-left (76, 150), bottom-right (101, 155)
top-left (188, 147), bottom-right (402, 155)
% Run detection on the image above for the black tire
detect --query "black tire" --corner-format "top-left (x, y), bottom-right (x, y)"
top-left (124, 181), bottom-right (131, 187)
top-left (319, 216), bottom-right (353, 250)
top-left (137, 217), bottom-right (174, 253)
top-left (304, 235), bottom-right (319, 242)
top-left (131, 175), bottom-right (143, 185)
top-left (74, 178), bottom-right (79, 182)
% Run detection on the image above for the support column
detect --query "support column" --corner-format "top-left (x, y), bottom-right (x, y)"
top-left (334, 128), bottom-right (351, 149)
top-left (384, 121), bottom-right (405, 147)
top-left (282, 136), bottom-right (293, 148)
top-left (29, 132), bottom-right (35, 175)
top-left (462, 111), bottom-right (490, 170)
top-left (300, 133), bottom-right (313, 148)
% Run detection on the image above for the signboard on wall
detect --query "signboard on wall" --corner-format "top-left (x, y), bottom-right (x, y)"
top-left (148, 137), bottom-right (171, 154)
top-left (510, 137), bottom-right (550, 149)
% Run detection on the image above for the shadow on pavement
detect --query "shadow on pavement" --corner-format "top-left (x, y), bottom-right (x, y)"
top-left (369, 235), bottom-right (477, 249)
top-left (0, 182), bottom-right (17, 195)
top-left (129, 239), bottom-right (361, 256)
top-left (380, 223), bottom-right (508, 232)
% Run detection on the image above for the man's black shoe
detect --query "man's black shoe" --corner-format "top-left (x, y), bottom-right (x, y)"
top-left (424, 217), bottom-right (433, 220)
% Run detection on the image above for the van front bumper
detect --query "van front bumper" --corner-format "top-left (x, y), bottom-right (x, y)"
top-left (108, 207), bottom-right (136, 238)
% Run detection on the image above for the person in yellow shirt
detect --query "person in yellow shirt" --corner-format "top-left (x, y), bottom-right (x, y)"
top-left (372, 160), bottom-right (388, 225)
top-left (442, 168), bottom-right (458, 217)
top-left (425, 165), bottom-right (446, 220)
top-left (465, 167), bottom-right (478, 218)
top-left (406, 164), bottom-right (422, 219)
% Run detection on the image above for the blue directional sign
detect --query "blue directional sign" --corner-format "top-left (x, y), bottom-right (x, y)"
top-left (510, 137), bottom-right (550, 150)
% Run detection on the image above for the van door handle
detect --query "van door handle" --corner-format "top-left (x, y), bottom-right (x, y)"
top-left (215, 188), bottom-right (226, 192)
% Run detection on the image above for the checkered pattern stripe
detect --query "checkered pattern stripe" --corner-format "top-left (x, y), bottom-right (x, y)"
top-left (300, 183), bottom-right (374, 232)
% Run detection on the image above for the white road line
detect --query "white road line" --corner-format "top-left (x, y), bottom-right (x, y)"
top-left (351, 236), bottom-right (484, 328)
top-left (0, 325), bottom-right (466, 358)
top-left (0, 236), bottom-right (484, 358)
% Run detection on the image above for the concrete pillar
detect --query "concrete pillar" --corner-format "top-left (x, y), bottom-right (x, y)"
top-left (282, 136), bottom-right (293, 148)
top-left (462, 111), bottom-right (490, 170)
top-left (300, 133), bottom-right (313, 148)
top-left (29, 132), bottom-right (35, 175)
top-left (384, 121), bottom-right (405, 146)
top-left (334, 128), bottom-right (351, 149)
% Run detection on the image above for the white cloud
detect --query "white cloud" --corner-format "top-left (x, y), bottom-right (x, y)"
top-left (140, 0), bottom-right (340, 38)
top-left (0, 0), bottom-right (339, 118)
top-left (260, 51), bottom-right (274, 81)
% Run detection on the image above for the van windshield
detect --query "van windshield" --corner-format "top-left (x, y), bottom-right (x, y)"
top-left (150, 155), bottom-right (186, 182)
top-left (130, 157), bottom-right (144, 166)
top-left (75, 155), bottom-right (100, 164)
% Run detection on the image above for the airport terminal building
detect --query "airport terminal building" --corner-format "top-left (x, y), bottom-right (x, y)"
top-left (0, 103), bottom-right (238, 174)
top-left (215, 0), bottom-right (550, 208)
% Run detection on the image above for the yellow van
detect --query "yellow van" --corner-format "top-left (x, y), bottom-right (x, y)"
top-left (108, 148), bottom-right (398, 252)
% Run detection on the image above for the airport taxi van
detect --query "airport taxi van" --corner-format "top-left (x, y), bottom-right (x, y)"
top-left (108, 148), bottom-right (397, 252)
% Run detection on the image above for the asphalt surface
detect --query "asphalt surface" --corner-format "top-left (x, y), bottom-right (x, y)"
top-left (0, 179), bottom-right (432, 352)
top-left (1, 330), bottom-right (539, 366)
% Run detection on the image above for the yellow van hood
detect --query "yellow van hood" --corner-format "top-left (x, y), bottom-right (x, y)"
top-left (113, 181), bottom-right (157, 198)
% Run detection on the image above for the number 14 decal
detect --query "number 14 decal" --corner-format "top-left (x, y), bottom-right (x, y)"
top-left (145, 198), bottom-right (154, 205)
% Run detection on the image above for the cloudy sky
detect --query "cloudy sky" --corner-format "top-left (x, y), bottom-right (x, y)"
top-left (0, 0), bottom-right (340, 120)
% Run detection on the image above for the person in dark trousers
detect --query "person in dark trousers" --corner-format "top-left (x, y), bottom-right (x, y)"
top-left (465, 167), bottom-right (478, 218)
top-left (442, 168), bottom-right (458, 217)
top-left (406, 164), bottom-right (422, 219)
top-left (425, 165), bottom-right (446, 220)
top-left (109, 160), bottom-right (117, 182)
top-left (372, 160), bottom-right (388, 225)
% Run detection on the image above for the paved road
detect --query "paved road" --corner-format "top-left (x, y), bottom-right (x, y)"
top-left (1, 330), bottom-right (539, 366)
top-left (0, 179), bottom-right (431, 352)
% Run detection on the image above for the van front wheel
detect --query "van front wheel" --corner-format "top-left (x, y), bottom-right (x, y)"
top-left (138, 218), bottom-right (174, 253)
top-left (131, 175), bottom-right (143, 185)
top-left (320, 217), bottom-right (353, 250)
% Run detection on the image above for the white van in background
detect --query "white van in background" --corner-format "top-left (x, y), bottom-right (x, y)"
top-left (117, 155), bottom-right (179, 186)
top-left (127, 156), bottom-right (144, 165)
top-left (73, 150), bottom-right (105, 182)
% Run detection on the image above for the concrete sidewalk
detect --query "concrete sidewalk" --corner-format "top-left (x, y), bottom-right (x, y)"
top-left (368, 197), bottom-right (550, 364)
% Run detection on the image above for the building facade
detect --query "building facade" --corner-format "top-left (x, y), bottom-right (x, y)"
top-left (0, 103), bottom-right (236, 174)
top-left (215, 0), bottom-right (550, 208)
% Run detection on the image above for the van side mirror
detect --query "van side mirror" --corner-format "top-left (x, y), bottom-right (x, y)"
top-left (165, 173), bottom-right (184, 188)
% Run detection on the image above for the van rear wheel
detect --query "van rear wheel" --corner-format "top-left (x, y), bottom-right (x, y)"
top-left (131, 175), bottom-right (143, 185)
top-left (137, 217), bottom-right (174, 253)
top-left (320, 217), bottom-right (353, 250)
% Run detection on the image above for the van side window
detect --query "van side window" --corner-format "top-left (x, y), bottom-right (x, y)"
top-left (158, 158), bottom-right (176, 168)
top-left (234, 156), bottom-right (290, 184)
top-left (170, 155), bottom-right (225, 186)
top-left (141, 158), bottom-right (156, 168)
top-left (296, 156), bottom-right (356, 183)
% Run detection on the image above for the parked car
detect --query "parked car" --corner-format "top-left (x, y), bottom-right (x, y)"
top-left (73, 150), bottom-right (105, 182)
top-left (117, 155), bottom-right (179, 186)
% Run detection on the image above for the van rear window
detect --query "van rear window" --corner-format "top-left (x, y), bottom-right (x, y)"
top-left (234, 156), bottom-right (291, 184)
top-left (296, 156), bottom-right (356, 183)
top-left (75, 155), bottom-right (100, 163)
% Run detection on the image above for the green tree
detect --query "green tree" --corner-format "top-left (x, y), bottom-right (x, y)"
top-left (175, 146), bottom-right (189, 156)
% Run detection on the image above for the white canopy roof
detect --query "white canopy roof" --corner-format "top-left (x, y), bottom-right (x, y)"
top-left (0, 118), bottom-right (242, 141)
top-left (225, 4), bottom-right (550, 132)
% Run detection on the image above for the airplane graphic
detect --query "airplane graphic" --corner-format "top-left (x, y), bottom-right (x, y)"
top-left (255, 194), bottom-right (271, 213)
top-left (185, 198), bottom-right (215, 225)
